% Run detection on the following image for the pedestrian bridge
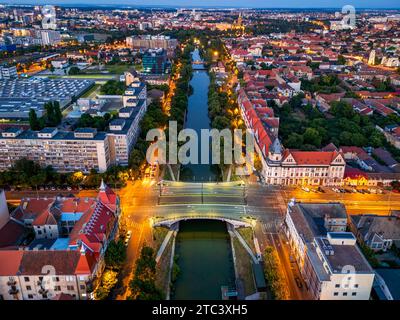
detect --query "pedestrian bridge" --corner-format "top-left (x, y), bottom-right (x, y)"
top-left (152, 215), bottom-right (253, 228)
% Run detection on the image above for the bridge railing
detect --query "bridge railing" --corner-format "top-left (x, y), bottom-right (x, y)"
top-left (152, 215), bottom-right (254, 227)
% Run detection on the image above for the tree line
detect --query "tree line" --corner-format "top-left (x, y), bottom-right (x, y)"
top-left (29, 101), bottom-right (63, 130)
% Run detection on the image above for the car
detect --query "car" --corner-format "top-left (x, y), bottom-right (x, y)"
top-left (124, 238), bottom-right (129, 247)
top-left (127, 231), bottom-right (132, 238)
top-left (301, 187), bottom-right (310, 192)
top-left (67, 187), bottom-right (72, 191)
top-left (295, 277), bottom-right (303, 289)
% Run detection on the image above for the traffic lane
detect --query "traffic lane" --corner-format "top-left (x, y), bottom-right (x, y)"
top-left (274, 233), bottom-right (311, 300)
top-left (158, 195), bottom-right (246, 205)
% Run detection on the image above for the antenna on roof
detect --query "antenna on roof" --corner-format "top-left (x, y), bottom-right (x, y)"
top-left (100, 179), bottom-right (106, 191)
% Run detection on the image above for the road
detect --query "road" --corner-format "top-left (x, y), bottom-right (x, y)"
top-left (5, 181), bottom-right (400, 300)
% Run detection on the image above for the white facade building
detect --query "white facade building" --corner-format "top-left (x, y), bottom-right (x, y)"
top-left (0, 127), bottom-right (111, 173)
top-left (40, 30), bottom-right (61, 46)
top-left (285, 202), bottom-right (375, 300)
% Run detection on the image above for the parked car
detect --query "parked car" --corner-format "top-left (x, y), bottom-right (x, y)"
top-left (301, 187), bottom-right (310, 192)
top-left (295, 277), bottom-right (303, 289)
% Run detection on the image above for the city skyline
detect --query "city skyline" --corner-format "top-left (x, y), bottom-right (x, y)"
top-left (3, 0), bottom-right (400, 9)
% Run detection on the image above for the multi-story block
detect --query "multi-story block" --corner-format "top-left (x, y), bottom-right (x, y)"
top-left (238, 89), bottom-right (346, 186)
top-left (0, 182), bottom-right (120, 300)
top-left (0, 127), bottom-right (111, 173)
top-left (122, 81), bottom-right (147, 107)
top-left (0, 65), bottom-right (17, 79)
top-left (142, 48), bottom-right (168, 74)
top-left (39, 30), bottom-right (61, 46)
top-left (126, 35), bottom-right (178, 51)
top-left (285, 202), bottom-right (375, 300)
top-left (107, 100), bottom-right (147, 166)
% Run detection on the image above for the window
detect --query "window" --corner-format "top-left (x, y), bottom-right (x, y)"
top-left (333, 292), bottom-right (338, 296)
top-left (352, 292), bottom-right (357, 296)
top-left (67, 285), bottom-right (74, 291)
top-left (343, 292), bottom-right (348, 296)
top-left (28, 294), bottom-right (33, 299)
top-left (354, 284), bottom-right (359, 288)
top-left (24, 277), bottom-right (30, 282)
top-left (80, 285), bottom-right (85, 290)
top-left (335, 284), bottom-right (340, 288)
top-left (26, 285), bottom-right (32, 291)
top-left (54, 286), bottom-right (61, 291)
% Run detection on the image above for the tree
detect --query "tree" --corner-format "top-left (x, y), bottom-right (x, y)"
top-left (68, 66), bottom-right (81, 75)
top-left (105, 240), bottom-right (127, 270)
top-left (303, 128), bottom-right (322, 148)
top-left (337, 55), bottom-right (346, 65)
top-left (54, 101), bottom-right (62, 124)
top-left (129, 246), bottom-right (163, 300)
top-left (29, 109), bottom-right (41, 130)
top-left (285, 133), bottom-right (304, 149)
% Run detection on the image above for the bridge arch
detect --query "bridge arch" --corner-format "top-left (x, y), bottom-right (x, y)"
top-left (152, 216), bottom-right (253, 228)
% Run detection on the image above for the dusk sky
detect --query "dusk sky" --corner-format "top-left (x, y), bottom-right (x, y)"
top-left (4, 0), bottom-right (400, 9)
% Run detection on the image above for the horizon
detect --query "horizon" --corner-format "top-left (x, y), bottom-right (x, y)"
top-left (2, 0), bottom-right (400, 10)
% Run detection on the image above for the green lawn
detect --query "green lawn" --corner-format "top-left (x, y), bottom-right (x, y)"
top-left (104, 64), bottom-right (132, 75)
top-left (232, 237), bottom-right (256, 297)
top-left (81, 84), bottom-right (101, 98)
top-left (153, 226), bottom-right (170, 253)
top-left (237, 227), bottom-right (256, 253)
top-left (155, 234), bottom-right (173, 299)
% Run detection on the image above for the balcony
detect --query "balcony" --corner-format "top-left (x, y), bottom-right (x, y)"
top-left (38, 288), bottom-right (48, 295)
top-left (9, 287), bottom-right (19, 295)
top-left (7, 280), bottom-right (17, 286)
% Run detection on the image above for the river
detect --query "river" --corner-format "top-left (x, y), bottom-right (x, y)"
top-left (172, 49), bottom-right (235, 300)
top-left (179, 49), bottom-right (218, 182)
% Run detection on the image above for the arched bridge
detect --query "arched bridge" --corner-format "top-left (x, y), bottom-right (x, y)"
top-left (152, 215), bottom-right (254, 228)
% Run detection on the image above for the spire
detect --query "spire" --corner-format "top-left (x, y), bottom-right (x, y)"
top-left (99, 179), bottom-right (106, 191)
top-left (80, 244), bottom-right (86, 256)
top-left (270, 138), bottom-right (283, 155)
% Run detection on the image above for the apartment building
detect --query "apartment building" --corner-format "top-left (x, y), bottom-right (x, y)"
top-left (122, 81), bottom-right (147, 107)
top-left (107, 100), bottom-right (147, 166)
top-left (126, 35), bottom-right (178, 51)
top-left (0, 127), bottom-right (111, 173)
top-left (0, 65), bottom-right (17, 79)
top-left (39, 30), bottom-right (61, 46)
top-left (285, 202), bottom-right (375, 300)
top-left (238, 90), bottom-right (346, 186)
top-left (0, 81), bottom-right (148, 172)
top-left (0, 182), bottom-right (120, 300)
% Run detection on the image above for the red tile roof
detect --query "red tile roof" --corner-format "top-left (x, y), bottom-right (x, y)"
top-left (0, 250), bottom-right (24, 275)
top-left (285, 150), bottom-right (342, 166)
top-left (0, 220), bottom-right (25, 248)
top-left (18, 250), bottom-right (81, 275)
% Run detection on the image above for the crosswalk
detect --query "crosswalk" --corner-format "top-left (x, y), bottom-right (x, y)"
top-left (126, 221), bottom-right (142, 229)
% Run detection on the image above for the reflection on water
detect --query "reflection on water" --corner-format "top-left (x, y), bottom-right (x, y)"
top-left (172, 220), bottom-right (236, 300)
top-left (179, 49), bottom-right (218, 182)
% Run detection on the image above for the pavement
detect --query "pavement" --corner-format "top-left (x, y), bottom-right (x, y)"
top-left (5, 180), bottom-right (400, 300)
